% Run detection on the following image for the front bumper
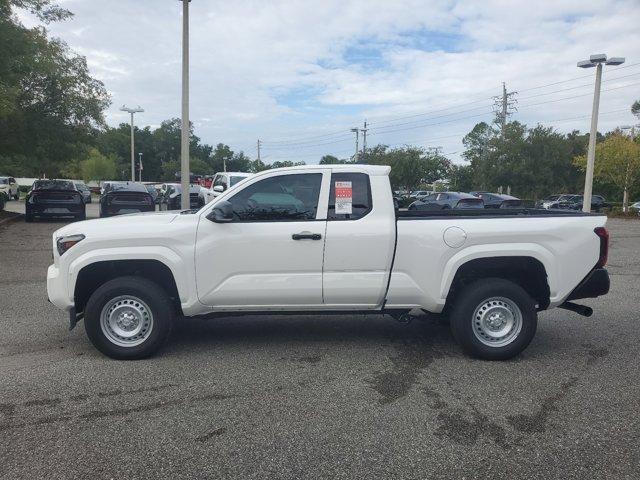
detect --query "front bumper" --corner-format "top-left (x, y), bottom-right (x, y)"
top-left (47, 264), bottom-right (73, 311)
top-left (566, 268), bottom-right (610, 301)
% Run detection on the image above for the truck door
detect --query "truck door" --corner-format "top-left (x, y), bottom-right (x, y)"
top-left (195, 170), bottom-right (329, 308)
top-left (322, 172), bottom-right (396, 307)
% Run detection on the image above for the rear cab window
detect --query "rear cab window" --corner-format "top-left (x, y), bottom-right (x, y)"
top-left (327, 172), bottom-right (372, 221)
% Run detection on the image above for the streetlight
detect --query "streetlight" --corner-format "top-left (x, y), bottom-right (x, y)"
top-left (577, 53), bottom-right (625, 212)
top-left (350, 128), bottom-right (359, 162)
top-left (179, 0), bottom-right (191, 210)
top-left (120, 105), bottom-right (144, 181)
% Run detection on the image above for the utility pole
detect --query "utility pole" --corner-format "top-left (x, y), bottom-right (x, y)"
top-left (493, 82), bottom-right (517, 137)
top-left (577, 54), bottom-right (625, 212)
top-left (138, 152), bottom-right (143, 182)
top-left (361, 121), bottom-right (368, 162)
top-left (350, 127), bottom-right (359, 162)
top-left (120, 105), bottom-right (144, 181)
top-left (257, 139), bottom-right (261, 164)
top-left (180, 0), bottom-right (191, 210)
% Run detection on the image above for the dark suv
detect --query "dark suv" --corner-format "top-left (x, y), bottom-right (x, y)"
top-left (408, 192), bottom-right (484, 210)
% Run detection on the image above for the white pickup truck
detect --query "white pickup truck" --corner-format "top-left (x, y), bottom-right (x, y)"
top-left (47, 165), bottom-right (610, 360)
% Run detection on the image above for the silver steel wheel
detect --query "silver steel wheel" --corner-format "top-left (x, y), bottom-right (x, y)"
top-left (100, 295), bottom-right (154, 347)
top-left (472, 296), bottom-right (523, 347)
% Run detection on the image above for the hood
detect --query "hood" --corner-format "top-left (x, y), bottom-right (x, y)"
top-left (53, 210), bottom-right (180, 238)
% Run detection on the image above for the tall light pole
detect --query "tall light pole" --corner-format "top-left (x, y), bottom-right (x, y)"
top-left (351, 127), bottom-right (359, 163)
top-left (180, 0), bottom-right (191, 209)
top-left (138, 152), bottom-right (143, 182)
top-left (577, 54), bottom-right (625, 212)
top-left (120, 105), bottom-right (144, 181)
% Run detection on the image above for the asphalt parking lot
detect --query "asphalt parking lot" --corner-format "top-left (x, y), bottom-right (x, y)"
top-left (1, 204), bottom-right (639, 480)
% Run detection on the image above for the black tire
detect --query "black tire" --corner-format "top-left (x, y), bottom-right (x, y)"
top-left (75, 209), bottom-right (86, 221)
top-left (449, 278), bottom-right (537, 360)
top-left (14, 193), bottom-right (20, 200)
top-left (25, 206), bottom-right (34, 222)
top-left (84, 276), bottom-right (174, 359)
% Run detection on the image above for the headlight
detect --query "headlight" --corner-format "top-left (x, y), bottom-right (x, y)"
top-left (56, 234), bottom-right (85, 256)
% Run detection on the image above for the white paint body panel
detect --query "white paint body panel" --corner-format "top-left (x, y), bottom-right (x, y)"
top-left (46, 164), bottom-right (607, 319)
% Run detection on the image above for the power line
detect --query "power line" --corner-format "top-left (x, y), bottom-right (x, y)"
top-left (518, 81), bottom-right (640, 109)
top-left (259, 62), bottom-right (640, 148)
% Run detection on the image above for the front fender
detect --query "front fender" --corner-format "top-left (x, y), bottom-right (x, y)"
top-left (67, 246), bottom-right (196, 307)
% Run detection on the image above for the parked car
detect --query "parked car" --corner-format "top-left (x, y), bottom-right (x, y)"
top-left (0, 176), bottom-right (19, 200)
top-left (159, 183), bottom-right (203, 210)
top-left (72, 180), bottom-right (92, 204)
top-left (470, 192), bottom-right (524, 209)
top-left (100, 181), bottom-right (117, 195)
top-left (408, 192), bottom-right (484, 210)
top-left (47, 164), bottom-right (610, 360)
top-left (544, 194), bottom-right (608, 212)
top-left (630, 201), bottom-right (640, 214)
top-left (143, 183), bottom-right (159, 204)
top-left (536, 194), bottom-right (562, 209)
top-left (25, 179), bottom-right (86, 222)
top-left (202, 172), bottom-right (252, 204)
top-left (409, 190), bottom-right (433, 200)
top-left (99, 182), bottom-right (155, 218)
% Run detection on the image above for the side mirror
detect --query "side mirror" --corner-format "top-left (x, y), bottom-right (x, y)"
top-left (213, 185), bottom-right (224, 193)
top-left (206, 200), bottom-right (234, 223)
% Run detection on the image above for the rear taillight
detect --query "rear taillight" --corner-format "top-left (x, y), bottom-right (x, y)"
top-left (594, 227), bottom-right (609, 268)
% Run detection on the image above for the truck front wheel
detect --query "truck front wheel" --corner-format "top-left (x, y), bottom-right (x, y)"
top-left (449, 278), bottom-right (537, 360)
top-left (84, 276), bottom-right (174, 359)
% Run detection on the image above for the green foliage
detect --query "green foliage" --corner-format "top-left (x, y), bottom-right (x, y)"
top-left (461, 121), bottom-right (584, 198)
top-left (0, 0), bottom-right (109, 177)
top-left (632, 99), bottom-right (640, 120)
top-left (365, 145), bottom-right (451, 192)
top-left (79, 148), bottom-right (117, 182)
top-left (320, 155), bottom-right (352, 164)
top-left (574, 134), bottom-right (640, 208)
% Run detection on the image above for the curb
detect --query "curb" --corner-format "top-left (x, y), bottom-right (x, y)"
top-left (0, 212), bottom-right (24, 227)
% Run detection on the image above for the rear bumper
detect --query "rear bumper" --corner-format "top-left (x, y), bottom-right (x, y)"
top-left (566, 268), bottom-right (610, 301)
top-left (29, 203), bottom-right (84, 216)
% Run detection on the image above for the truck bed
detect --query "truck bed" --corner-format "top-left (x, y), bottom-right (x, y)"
top-left (396, 208), bottom-right (595, 219)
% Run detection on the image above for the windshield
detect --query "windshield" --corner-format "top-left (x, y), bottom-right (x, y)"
top-left (108, 182), bottom-right (148, 193)
top-left (0, 178), bottom-right (8, 185)
top-left (33, 180), bottom-right (74, 191)
top-left (76, 183), bottom-right (88, 191)
top-left (230, 176), bottom-right (247, 187)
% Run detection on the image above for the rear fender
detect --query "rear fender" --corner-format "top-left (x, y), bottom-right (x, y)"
top-left (440, 243), bottom-right (556, 301)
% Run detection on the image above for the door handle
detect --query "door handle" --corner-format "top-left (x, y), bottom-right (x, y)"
top-left (292, 232), bottom-right (322, 240)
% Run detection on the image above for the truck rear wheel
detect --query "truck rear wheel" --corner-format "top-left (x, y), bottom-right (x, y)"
top-left (449, 278), bottom-right (537, 360)
top-left (84, 276), bottom-right (174, 359)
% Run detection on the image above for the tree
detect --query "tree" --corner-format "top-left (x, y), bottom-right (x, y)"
top-left (320, 155), bottom-right (352, 164)
top-left (574, 134), bottom-right (640, 211)
top-left (632, 99), bottom-right (640, 120)
top-left (0, 0), bottom-right (109, 177)
top-left (365, 145), bottom-right (451, 192)
top-left (80, 148), bottom-right (117, 182)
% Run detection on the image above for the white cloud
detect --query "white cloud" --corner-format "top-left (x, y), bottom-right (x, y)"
top-left (15, 0), bottom-right (640, 163)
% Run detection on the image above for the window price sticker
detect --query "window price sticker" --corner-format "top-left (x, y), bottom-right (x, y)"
top-left (335, 181), bottom-right (353, 214)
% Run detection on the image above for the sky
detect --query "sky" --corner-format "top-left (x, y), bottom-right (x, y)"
top-left (16, 0), bottom-right (640, 164)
